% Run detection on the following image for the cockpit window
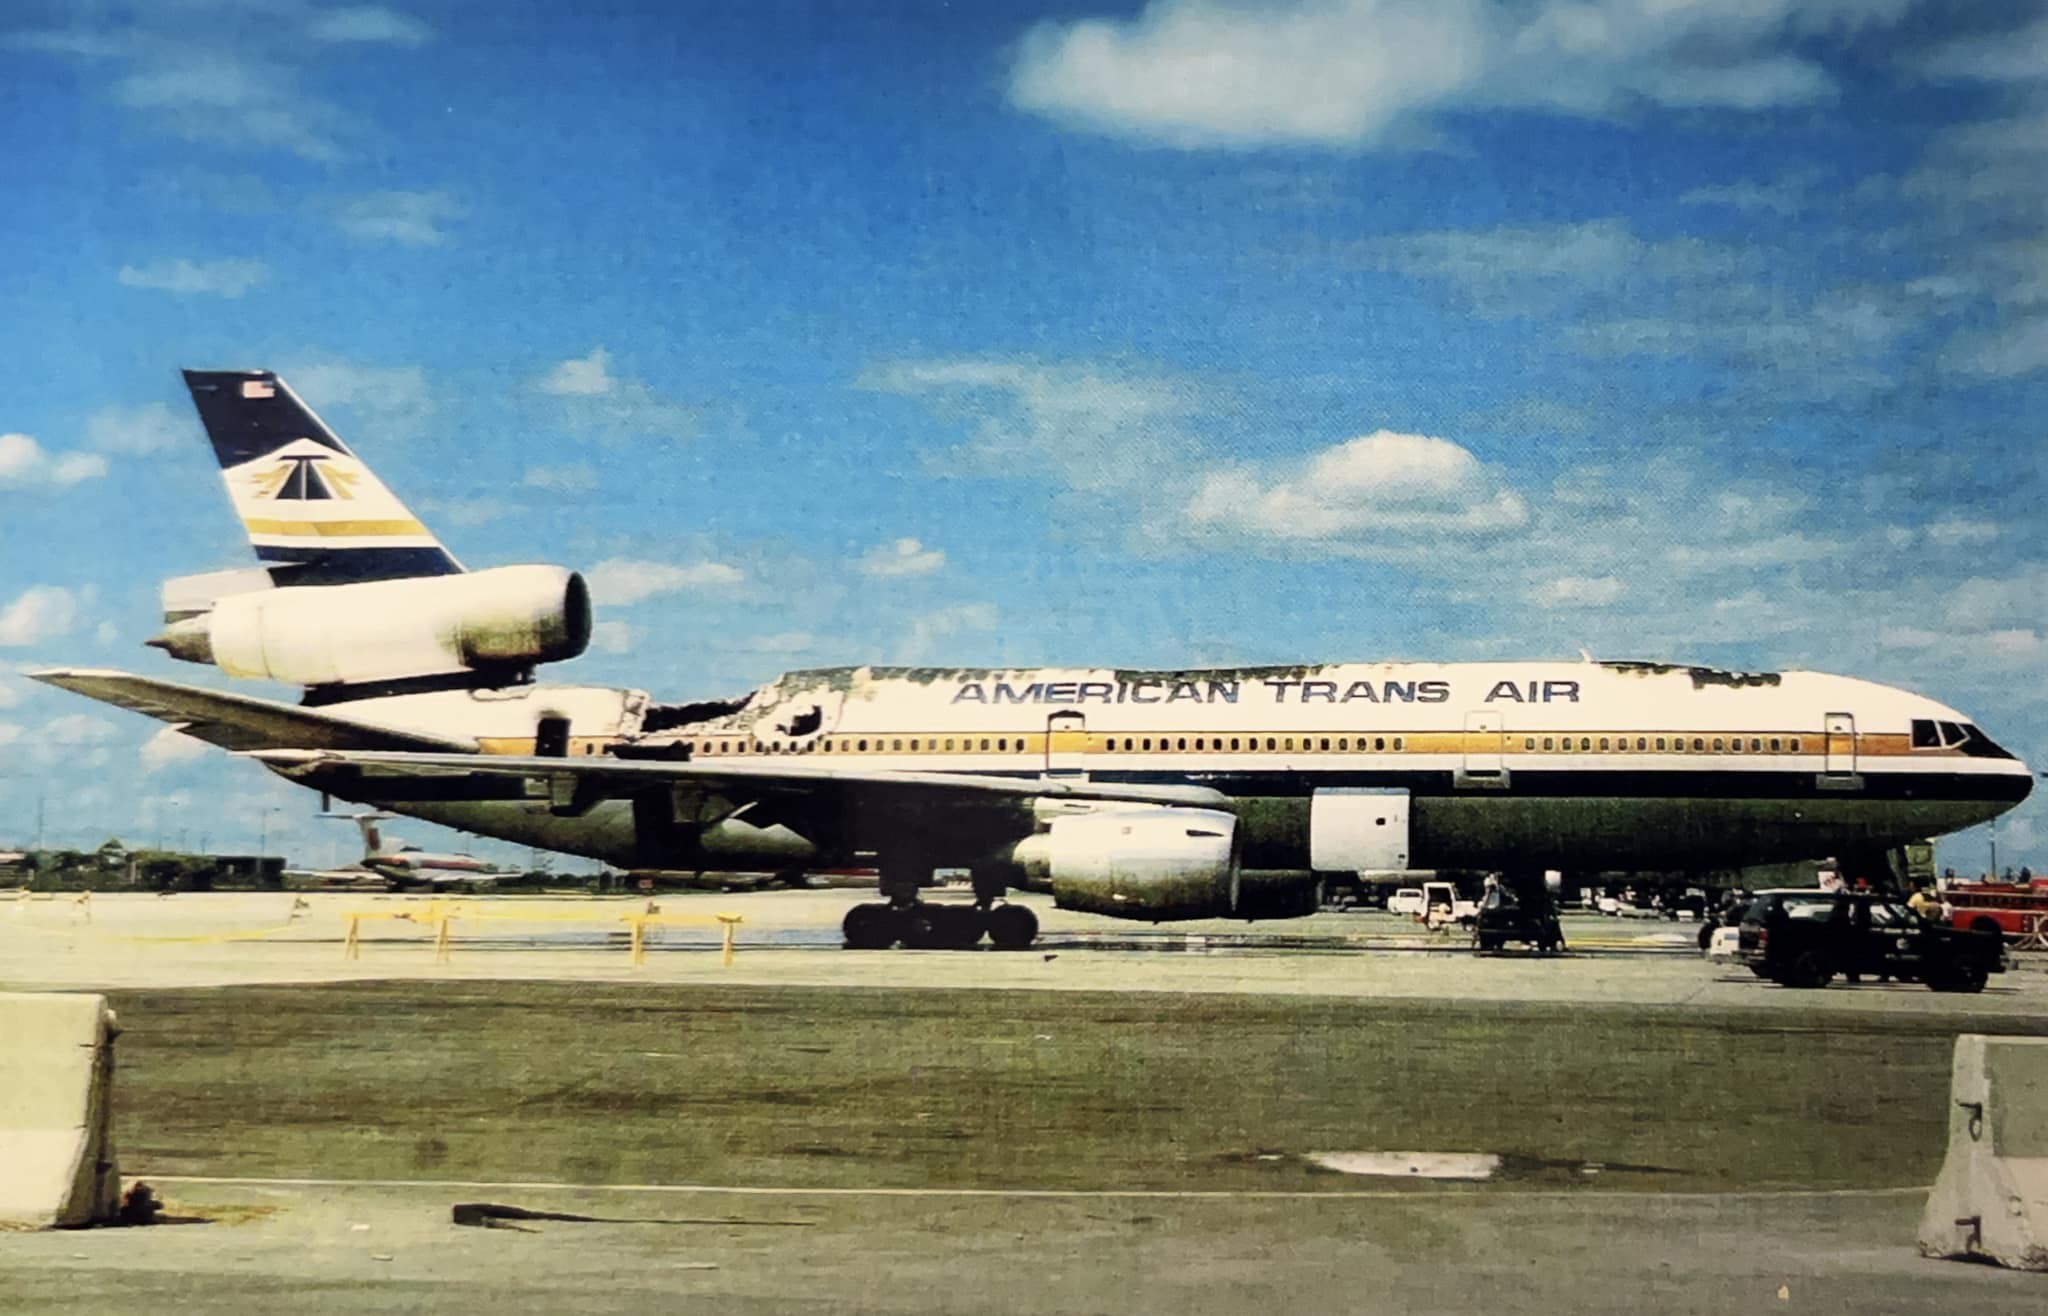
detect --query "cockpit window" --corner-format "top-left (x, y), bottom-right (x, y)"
top-left (1912, 719), bottom-right (1941, 749)
top-left (1957, 723), bottom-right (2019, 760)
top-left (1938, 721), bottom-right (1967, 747)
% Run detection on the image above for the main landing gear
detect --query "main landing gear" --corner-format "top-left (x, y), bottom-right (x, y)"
top-left (841, 900), bottom-right (1039, 951)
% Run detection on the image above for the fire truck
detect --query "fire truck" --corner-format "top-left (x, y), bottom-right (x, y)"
top-left (1943, 874), bottom-right (2048, 948)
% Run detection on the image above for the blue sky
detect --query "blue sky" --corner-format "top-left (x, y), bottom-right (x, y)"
top-left (1, 0), bottom-right (2044, 872)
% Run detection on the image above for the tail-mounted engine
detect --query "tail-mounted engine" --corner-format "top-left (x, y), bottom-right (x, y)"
top-left (147, 564), bottom-right (591, 688)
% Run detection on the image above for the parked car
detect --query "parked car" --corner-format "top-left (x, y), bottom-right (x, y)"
top-left (1473, 898), bottom-right (1565, 954)
top-left (1736, 889), bottom-right (2006, 992)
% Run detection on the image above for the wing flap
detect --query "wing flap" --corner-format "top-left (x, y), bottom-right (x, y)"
top-left (30, 668), bottom-right (474, 753)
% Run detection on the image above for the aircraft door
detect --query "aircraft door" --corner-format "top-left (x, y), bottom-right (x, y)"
top-left (1824, 712), bottom-right (1856, 775)
top-left (1461, 710), bottom-right (1505, 785)
top-left (1046, 711), bottom-right (1087, 778)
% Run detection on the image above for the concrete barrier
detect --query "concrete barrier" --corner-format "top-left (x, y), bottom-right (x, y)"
top-left (1918, 1033), bottom-right (2048, 1271)
top-left (0, 992), bottom-right (121, 1229)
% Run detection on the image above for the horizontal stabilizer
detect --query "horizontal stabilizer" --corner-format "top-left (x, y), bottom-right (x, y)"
top-left (28, 669), bottom-right (474, 754)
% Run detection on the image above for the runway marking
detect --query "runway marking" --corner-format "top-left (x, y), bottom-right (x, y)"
top-left (142, 1174), bottom-right (1931, 1202)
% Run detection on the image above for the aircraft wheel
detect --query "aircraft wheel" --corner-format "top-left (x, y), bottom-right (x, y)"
top-left (841, 903), bottom-right (898, 950)
top-left (931, 905), bottom-right (986, 950)
top-left (987, 903), bottom-right (1038, 951)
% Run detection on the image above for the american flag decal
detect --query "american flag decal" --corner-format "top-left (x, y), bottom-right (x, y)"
top-left (241, 379), bottom-right (275, 399)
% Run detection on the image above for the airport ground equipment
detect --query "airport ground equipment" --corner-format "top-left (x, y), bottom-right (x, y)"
top-left (1919, 1034), bottom-right (2048, 1270)
top-left (0, 992), bottom-right (121, 1228)
top-left (1735, 889), bottom-right (2004, 991)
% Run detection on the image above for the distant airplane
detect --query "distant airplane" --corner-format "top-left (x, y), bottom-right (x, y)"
top-left (33, 369), bottom-right (2034, 951)
top-left (324, 812), bottom-right (517, 890)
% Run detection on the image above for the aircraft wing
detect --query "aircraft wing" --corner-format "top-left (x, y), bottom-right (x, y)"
top-left (29, 668), bottom-right (474, 754)
top-left (249, 748), bottom-right (1230, 810)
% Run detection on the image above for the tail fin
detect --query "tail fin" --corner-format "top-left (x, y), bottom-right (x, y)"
top-left (181, 369), bottom-right (464, 585)
top-left (323, 811), bottom-right (396, 858)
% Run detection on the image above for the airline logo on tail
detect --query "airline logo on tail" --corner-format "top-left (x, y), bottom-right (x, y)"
top-left (227, 438), bottom-right (436, 549)
top-left (181, 369), bottom-right (463, 582)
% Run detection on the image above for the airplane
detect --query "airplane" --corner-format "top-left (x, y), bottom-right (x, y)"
top-left (31, 369), bottom-right (2034, 951)
top-left (324, 812), bottom-right (518, 890)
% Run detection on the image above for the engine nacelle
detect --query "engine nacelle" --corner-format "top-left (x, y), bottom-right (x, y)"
top-left (1010, 806), bottom-right (1241, 921)
top-left (149, 564), bottom-right (591, 687)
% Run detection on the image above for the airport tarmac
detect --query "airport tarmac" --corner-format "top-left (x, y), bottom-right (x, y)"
top-left (5, 889), bottom-right (2047, 1312)
top-left (4, 889), bottom-right (2045, 1015)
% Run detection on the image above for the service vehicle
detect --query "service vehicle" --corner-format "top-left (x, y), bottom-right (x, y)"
top-left (1736, 888), bottom-right (2005, 992)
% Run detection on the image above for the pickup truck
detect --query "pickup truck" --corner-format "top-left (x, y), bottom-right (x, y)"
top-left (1736, 889), bottom-right (2006, 992)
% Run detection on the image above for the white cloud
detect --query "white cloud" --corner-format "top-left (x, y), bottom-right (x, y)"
top-left (284, 359), bottom-right (434, 439)
top-left (87, 402), bottom-right (185, 455)
top-left (117, 258), bottom-right (268, 297)
top-left (1531, 575), bottom-right (1624, 608)
top-left (1679, 173), bottom-right (1819, 216)
top-left (522, 464), bottom-right (599, 494)
top-left (332, 190), bottom-right (461, 246)
top-left (1879, 625), bottom-right (1944, 650)
top-left (863, 357), bottom-right (1199, 494)
top-left (743, 631), bottom-right (815, 655)
top-left (41, 713), bottom-right (119, 746)
top-left (309, 7), bottom-right (434, 47)
top-left (1183, 430), bottom-right (1528, 545)
top-left (140, 726), bottom-right (209, 772)
top-left (1009, 0), bottom-right (1896, 150)
top-left (0, 586), bottom-right (79, 646)
top-left (1915, 17), bottom-right (2048, 85)
top-left (1926, 518), bottom-right (2001, 548)
top-left (900, 604), bottom-right (999, 663)
top-left (0, 434), bottom-right (108, 488)
top-left (431, 497), bottom-right (514, 527)
top-left (589, 620), bottom-right (636, 655)
top-left (539, 347), bottom-right (618, 397)
top-left (859, 538), bottom-right (947, 579)
top-left (533, 348), bottom-right (700, 441)
top-left (586, 558), bottom-right (745, 606)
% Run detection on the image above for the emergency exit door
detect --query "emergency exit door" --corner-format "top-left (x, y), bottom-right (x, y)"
top-left (1046, 711), bottom-right (1087, 778)
top-left (1462, 710), bottom-right (1505, 782)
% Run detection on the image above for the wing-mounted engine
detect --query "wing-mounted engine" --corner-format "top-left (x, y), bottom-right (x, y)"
top-left (1010, 805), bottom-right (1242, 920)
top-left (147, 564), bottom-right (591, 689)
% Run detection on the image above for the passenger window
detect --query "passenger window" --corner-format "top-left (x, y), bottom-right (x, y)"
top-left (1393, 737), bottom-right (1404, 750)
top-left (1178, 738), bottom-right (1188, 751)
top-left (1713, 738), bottom-right (1725, 752)
top-left (1283, 738), bottom-right (1293, 751)
top-left (1543, 737), bottom-right (1554, 750)
top-left (892, 739), bottom-right (903, 751)
top-left (1655, 737), bottom-right (1666, 750)
top-left (1337, 738), bottom-right (1348, 751)
top-left (945, 738), bottom-right (955, 751)
top-left (1635, 737), bottom-right (1647, 751)
top-left (1267, 737), bottom-right (1278, 751)
top-left (1599, 737), bottom-right (1610, 751)
top-left (1769, 738), bottom-right (1781, 752)
top-left (1692, 738), bottom-right (1705, 751)
top-left (1196, 738), bottom-right (1206, 751)
top-left (1230, 738), bottom-right (1241, 751)
top-left (1374, 737), bottom-right (1386, 751)
top-left (1320, 738), bottom-right (1331, 751)
top-left (980, 738), bottom-right (990, 751)
top-left (1524, 737), bottom-right (1535, 750)
top-left (1750, 738), bottom-right (1761, 752)
top-left (1790, 738), bottom-right (1801, 752)
top-left (1579, 737), bottom-right (1591, 752)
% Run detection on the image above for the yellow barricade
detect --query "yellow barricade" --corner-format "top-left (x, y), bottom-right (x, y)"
top-left (623, 913), bottom-right (744, 967)
top-left (340, 904), bottom-right (742, 965)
